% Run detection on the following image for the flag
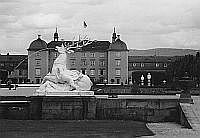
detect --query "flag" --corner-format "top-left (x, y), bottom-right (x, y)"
top-left (83, 21), bottom-right (87, 28)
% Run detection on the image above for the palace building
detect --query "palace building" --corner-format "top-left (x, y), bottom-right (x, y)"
top-left (27, 28), bottom-right (129, 84)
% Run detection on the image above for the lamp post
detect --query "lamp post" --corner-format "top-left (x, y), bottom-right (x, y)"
top-left (179, 72), bottom-right (194, 104)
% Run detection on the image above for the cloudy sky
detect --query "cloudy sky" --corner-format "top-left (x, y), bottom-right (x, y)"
top-left (0, 0), bottom-right (200, 54)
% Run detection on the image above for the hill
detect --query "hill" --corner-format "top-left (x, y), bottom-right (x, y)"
top-left (128, 48), bottom-right (200, 56)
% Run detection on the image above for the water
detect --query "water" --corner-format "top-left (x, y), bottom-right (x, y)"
top-left (144, 122), bottom-right (200, 138)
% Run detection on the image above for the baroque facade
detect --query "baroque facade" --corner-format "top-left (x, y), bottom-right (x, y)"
top-left (27, 28), bottom-right (129, 84)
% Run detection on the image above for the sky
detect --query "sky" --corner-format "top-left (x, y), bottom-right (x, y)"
top-left (0, 0), bottom-right (200, 54)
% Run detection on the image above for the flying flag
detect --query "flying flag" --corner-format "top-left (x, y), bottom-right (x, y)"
top-left (83, 21), bottom-right (87, 28)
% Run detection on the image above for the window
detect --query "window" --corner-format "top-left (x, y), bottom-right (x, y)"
top-left (90, 77), bottom-right (96, 82)
top-left (90, 53), bottom-right (95, 57)
top-left (98, 69), bottom-right (104, 76)
top-left (19, 70), bottom-right (23, 76)
top-left (115, 69), bottom-right (121, 76)
top-left (99, 60), bottom-right (105, 66)
top-left (156, 63), bottom-right (159, 67)
top-left (71, 60), bottom-right (75, 66)
top-left (117, 79), bottom-right (120, 84)
top-left (82, 52), bottom-right (86, 57)
top-left (36, 78), bottom-right (40, 84)
top-left (100, 52), bottom-right (105, 57)
top-left (164, 63), bottom-right (167, 68)
top-left (133, 63), bottom-right (137, 67)
top-left (54, 52), bottom-right (58, 58)
top-left (36, 60), bottom-right (40, 66)
top-left (116, 52), bottom-right (121, 57)
top-left (35, 52), bottom-right (41, 59)
top-left (82, 60), bottom-right (87, 66)
top-left (35, 68), bottom-right (41, 76)
top-left (81, 69), bottom-right (87, 75)
top-left (90, 69), bottom-right (95, 76)
top-left (116, 60), bottom-right (121, 66)
top-left (90, 60), bottom-right (95, 66)
top-left (141, 63), bottom-right (144, 67)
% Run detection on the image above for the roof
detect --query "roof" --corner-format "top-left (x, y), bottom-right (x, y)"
top-left (47, 41), bottom-right (64, 49)
top-left (81, 41), bottom-right (110, 51)
top-left (47, 40), bottom-right (110, 52)
top-left (0, 55), bottom-right (27, 62)
top-left (128, 56), bottom-right (176, 63)
top-left (28, 37), bottom-right (47, 51)
top-left (109, 38), bottom-right (128, 51)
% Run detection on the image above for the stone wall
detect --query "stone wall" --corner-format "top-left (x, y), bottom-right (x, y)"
top-left (0, 96), bottom-right (179, 122)
top-left (96, 99), bottom-right (179, 122)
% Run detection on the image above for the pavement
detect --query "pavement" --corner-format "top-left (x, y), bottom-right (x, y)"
top-left (180, 96), bottom-right (200, 132)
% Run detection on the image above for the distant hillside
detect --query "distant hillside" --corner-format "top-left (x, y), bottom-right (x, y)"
top-left (129, 48), bottom-right (200, 56)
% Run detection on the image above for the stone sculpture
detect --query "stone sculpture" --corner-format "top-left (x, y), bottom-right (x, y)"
top-left (36, 42), bottom-right (93, 94)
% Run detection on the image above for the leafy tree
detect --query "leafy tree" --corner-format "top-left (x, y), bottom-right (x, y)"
top-left (166, 52), bottom-right (200, 87)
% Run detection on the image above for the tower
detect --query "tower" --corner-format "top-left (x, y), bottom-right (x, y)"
top-left (108, 29), bottom-right (129, 84)
top-left (54, 27), bottom-right (59, 41)
top-left (27, 35), bottom-right (48, 83)
top-left (112, 27), bottom-right (117, 43)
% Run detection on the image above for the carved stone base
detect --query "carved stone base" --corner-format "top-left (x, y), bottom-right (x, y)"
top-left (34, 91), bottom-right (94, 96)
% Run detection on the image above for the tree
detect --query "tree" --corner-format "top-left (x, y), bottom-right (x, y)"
top-left (166, 52), bottom-right (200, 87)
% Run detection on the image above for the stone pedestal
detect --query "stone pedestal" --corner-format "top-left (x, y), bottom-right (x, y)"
top-left (30, 91), bottom-right (96, 120)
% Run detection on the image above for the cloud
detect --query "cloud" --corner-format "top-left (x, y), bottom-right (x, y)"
top-left (21, 13), bottom-right (63, 29)
top-left (0, 0), bottom-right (200, 54)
